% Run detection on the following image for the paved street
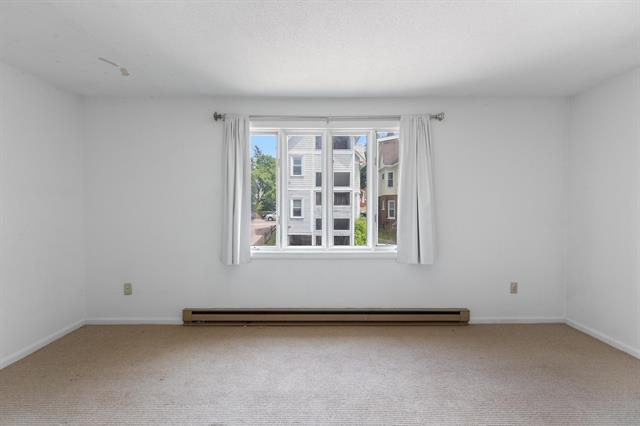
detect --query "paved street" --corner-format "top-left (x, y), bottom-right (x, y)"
top-left (251, 217), bottom-right (276, 245)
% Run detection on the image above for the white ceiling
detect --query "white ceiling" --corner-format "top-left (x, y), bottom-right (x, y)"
top-left (0, 1), bottom-right (638, 97)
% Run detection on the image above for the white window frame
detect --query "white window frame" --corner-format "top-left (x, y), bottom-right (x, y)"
top-left (387, 200), bottom-right (396, 219)
top-left (290, 155), bottom-right (303, 176)
top-left (387, 171), bottom-right (394, 188)
top-left (250, 125), bottom-right (399, 259)
top-left (290, 198), bottom-right (303, 219)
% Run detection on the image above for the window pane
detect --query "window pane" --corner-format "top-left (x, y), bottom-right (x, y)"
top-left (250, 134), bottom-right (278, 247)
top-left (315, 191), bottom-right (322, 206)
top-left (334, 236), bottom-right (350, 246)
top-left (316, 218), bottom-right (322, 230)
top-left (291, 199), bottom-right (303, 217)
top-left (291, 156), bottom-right (302, 176)
top-left (289, 235), bottom-right (312, 246)
top-left (331, 134), bottom-right (367, 247)
top-left (377, 131), bottom-right (399, 245)
top-left (333, 192), bottom-right (350, 206)
top-left (334, 172), bottom-right (350, 187)
top-left (286, 135), bottom-right (323, 247)
top-left (332, 136), bottom-right (351, 150)
top-left (315, 235), bottom-right (322, 246)
top-left (334, 218), bottom-right (350, 230)
top-left (388, 200), bottom-right (396, 219)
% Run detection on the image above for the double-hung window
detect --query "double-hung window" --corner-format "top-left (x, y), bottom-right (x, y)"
top-left (250, 126), bottom-right (400, 256)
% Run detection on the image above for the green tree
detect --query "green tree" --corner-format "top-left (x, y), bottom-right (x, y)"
top-left (251, 146), bottom-right (276, 214)
top-left (354, 217), bottom-right (367, 246)
top-left (360, 164), bottom-right (367, 189)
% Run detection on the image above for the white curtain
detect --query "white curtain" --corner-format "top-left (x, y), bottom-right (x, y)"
top-left (397, 115), bottom-right (436, 264)
top-left (221, 114), bottom-right (251, 265)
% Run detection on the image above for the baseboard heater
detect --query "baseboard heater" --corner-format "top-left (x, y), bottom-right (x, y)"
top-left (182, 308), bottom-right (470, 325)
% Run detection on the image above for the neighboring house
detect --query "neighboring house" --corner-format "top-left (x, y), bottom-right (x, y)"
top-left (286, 135), bottom-right (365, 246)
top-left (377, 135), bottom-right (398, 233)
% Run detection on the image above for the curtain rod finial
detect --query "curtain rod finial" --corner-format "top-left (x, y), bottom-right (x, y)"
top-left (431, 112), bottom-right (445, 121)
top-left (213, 112), bottom-right (225, 121)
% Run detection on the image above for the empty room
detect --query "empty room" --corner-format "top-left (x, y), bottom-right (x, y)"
top-left (1, 0), bottom-right (639, 424)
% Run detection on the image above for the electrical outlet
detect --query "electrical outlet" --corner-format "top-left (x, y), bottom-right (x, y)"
top-left (510, 281), bottom-right (518, 294)
top-left (123, 282), bottom-right (133, 296)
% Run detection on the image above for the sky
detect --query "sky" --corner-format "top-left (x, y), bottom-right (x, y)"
top-left (251, 134), bottom-right (277, 157)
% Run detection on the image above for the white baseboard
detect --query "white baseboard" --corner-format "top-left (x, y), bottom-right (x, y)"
top-left (471, 317), bottom-right (565, 324)
top-left (0, 319), bottom-right (85, 370)
top-left (85, 317), bottom-right (182, 325)
top-left (566, 318), bottom-right (640, 360)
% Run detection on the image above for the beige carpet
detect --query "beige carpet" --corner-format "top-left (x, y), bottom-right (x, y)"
top-left (0, 324), bottom-right (639, 425)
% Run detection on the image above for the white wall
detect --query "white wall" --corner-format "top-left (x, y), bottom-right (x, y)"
top-left (567, 68), bottom-right (640, 357)
top-left (84, 96), bottom-right (569, 323)
top-left (0, 62), bottom-right (85, 367)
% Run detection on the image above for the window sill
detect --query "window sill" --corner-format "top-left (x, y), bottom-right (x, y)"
top-left (250, 248), bottom-right (397, 260)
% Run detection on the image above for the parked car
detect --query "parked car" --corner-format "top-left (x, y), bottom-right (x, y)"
top-left (262, 211), bottom-right (276, 221)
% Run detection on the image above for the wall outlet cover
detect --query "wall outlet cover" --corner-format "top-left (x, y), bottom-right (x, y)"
top-left (510, 281), bottom-right (518, 294)
top-left (124, 282), bottom-right (133, 296)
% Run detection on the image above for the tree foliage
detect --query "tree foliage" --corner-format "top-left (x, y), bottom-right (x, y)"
top-left (251, 146), bottom-right (276, 213)
top-left (354, 217), bottom-right (367, 246)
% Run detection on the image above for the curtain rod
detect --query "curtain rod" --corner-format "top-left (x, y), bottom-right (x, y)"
top-left (212, 112), bottom-right (445, 122)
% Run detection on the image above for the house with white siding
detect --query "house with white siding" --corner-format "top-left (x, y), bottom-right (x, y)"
top-left (286, 135), bottom-right (364, 246)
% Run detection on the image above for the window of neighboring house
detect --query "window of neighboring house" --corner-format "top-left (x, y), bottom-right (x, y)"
top-left (334, 192), bottom-right (350, 206)
top-left (334, 218), bottom-right (350, 230)
top-left (249, 128), bottom-right (400, 254)
top-left (387, 200), bottom-right (396, 219)
top-left (334, 236), bottom-right (350, 246)
top-left (291, 156), bottom-right (302, 176)
top-left (290, 199), bottom-right (303, 218)
top-left (289, 235), bottom-right (312, 246)
top-left (387, 172), bottom-right (394, 188)
top-left (333, 136), bottom-right (351, 150)
top-left (334, 172), bottom-right (350, 187)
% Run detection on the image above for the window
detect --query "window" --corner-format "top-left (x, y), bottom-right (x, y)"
top-left (334, 172), bottom-right (350, 187)
top-left (388, 200), bottom-right (396, 219)
top-left (250, 127), bottom-right (400, 254)
top-left (333, 136), bottom-right (351, 150)
top-left (334, 236), bottom-right (350, 245)
top-left (334, 218), bottom-right (350, 230)
top-left (334, 192), bottom-right (350, 206)
top-left (250, 133), bottom-right (278, 247)
top-left (290, 199), bottom-right (303, 218)
top-left (291, 156), bottom-right (302, 176)
top-left (377, 131), bottom-right (399, 245)
top-left (289, 235), bottom-right (312, 246)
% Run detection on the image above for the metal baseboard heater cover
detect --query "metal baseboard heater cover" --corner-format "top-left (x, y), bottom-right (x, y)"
top-left (183, 308), bottom-right (470, 325)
